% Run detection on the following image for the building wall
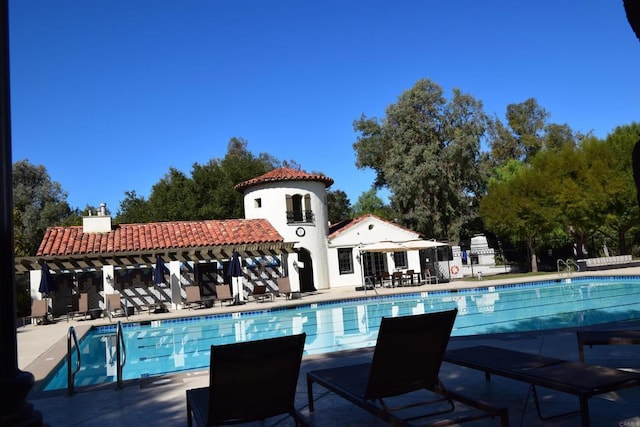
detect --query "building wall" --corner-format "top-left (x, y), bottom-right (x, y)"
top-left (242, 180), bottom-right (331, 291)
top-left (327, 216), bottom-right (422, 289)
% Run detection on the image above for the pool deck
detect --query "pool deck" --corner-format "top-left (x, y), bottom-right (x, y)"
top-left (19, 268), bottom-right (640, 426)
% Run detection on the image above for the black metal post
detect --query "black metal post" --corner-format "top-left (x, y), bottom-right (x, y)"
top-left (0, 1), bottom-right (43, 425)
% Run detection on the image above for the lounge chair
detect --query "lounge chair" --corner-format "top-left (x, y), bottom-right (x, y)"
top-left (184, 286), bottom-right (205, 309)
top-left (277, 277), bottom-right (293, 299)
top-left (104, 293), bottom-right (124, 319)
top-left (68, 292), bottom-right (89, 321)
top-left (444, 344), bottom-right (640, 426)
top-left (213, 284), bottom-right (234, 307)
top-left (307, 309), bottom-right (509, 426)
top-left (31, 299), bottom-right (50, 324)
top-left (251, 283), bottom-right (275, 302)
top-left (576, 329), bottom-right (640, 362)
top-left (186, 333), bottom-right (307, 426)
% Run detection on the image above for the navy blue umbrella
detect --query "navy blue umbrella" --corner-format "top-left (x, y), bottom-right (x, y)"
top-left (38, 262), bottom-right (55, 295)
top-left (38, 262), bottom-right (55, 323)
top-left (153, 256), bottom-right (165, 285)
top-left (152, 256), bottom-right (169, 312)
top-left (227, 251), bottom-right (245, 304)
top-left (227, 251), bottom-right (242, 278)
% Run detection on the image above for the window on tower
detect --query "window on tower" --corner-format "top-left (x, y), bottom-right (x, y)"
top-left (285, 193), bottom-right (314, 224)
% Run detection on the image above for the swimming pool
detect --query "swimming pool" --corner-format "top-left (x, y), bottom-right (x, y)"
top-left (42, 276), bottom-right (640, 391)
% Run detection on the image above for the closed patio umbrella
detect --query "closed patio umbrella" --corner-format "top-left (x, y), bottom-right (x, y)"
top-left (227, 251), bottom-right (245, 305)
top-left (153, 256), bottom-right (169, 313)
top-left (38, 262), bottom-right (56, 323)
top-left (154, 255), bottom-right (165, 285)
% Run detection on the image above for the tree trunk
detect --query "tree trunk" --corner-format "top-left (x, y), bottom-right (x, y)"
top-left (527, 239), bottom-right (538, 272)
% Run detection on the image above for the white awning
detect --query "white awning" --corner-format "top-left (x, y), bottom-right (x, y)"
top-left (401, 239), bottom-right (448, 250)
top-left (359, 241), bottom-right (408, 253)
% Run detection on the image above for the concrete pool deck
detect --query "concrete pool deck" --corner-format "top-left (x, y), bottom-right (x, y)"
top-left (18, 268), bottom-right (640, 426)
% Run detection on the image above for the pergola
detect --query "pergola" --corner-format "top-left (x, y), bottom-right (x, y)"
top-left (14, 242), bottom-right (297, 273)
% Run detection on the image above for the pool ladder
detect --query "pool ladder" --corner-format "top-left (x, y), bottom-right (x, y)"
top-left (66, 321), bottom-right (127, 395)
top-left (557, 258), bottom-right (580, 276)
top-left (116, 320), bottom-right (127, 389)
top-left (67, 326), bottom-right (81, 396)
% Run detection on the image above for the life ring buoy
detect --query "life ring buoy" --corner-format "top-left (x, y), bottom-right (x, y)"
top-left (450, 265), bottom-right (460, 275)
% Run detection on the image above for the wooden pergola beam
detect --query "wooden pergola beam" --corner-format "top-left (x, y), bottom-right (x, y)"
top-left (14, 242), bottom-right (297, 273)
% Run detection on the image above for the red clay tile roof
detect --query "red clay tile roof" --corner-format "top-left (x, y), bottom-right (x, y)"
top-left (37, 218), bottom-right (284, 256)
top-left (234, 167), bottom-right (334, 191)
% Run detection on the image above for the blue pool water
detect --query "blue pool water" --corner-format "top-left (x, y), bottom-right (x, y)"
top-left (42, 276), bottom-right (640, 391)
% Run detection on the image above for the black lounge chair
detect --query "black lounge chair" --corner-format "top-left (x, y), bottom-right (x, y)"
top-left (576, 329), bottom-right (640, 362)
top-left (444, 344), bottom-right (640, 427)
top-left (306, 309), bottom-right (509, 426)
top-left (186, 333), bottom-right (308, 426)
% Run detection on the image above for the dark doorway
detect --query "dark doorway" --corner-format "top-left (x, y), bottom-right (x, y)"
top-left (298, 248), bottom-right (316, 292)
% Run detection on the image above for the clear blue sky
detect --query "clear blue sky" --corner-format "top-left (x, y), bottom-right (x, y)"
top-left (8, 1), bottom-right (640, 215)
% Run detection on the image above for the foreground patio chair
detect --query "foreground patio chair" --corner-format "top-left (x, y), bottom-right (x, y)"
top-left (307, 309), bottom-right (509, 426)
top-left (444, 344), bottom-right (640, 427)
top-left (186, 333), bottom-right (308, 426)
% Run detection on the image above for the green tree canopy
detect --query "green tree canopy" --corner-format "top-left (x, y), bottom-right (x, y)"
top-left (591, 123), bottom-right (640, 254)
top-left (115, 137), bottom-right (315, 223)
top-left (487, 98), bottom-right (579, 167)
top-left (12, 160), bottom-right (73, 256)
top-left (326, 189), bottom-right (351, 224)
top-left (351, 188), bottom-right (393, 220)
top-left (353, 78), bottom-right (488, 241)
top-left (480, 162), bottom-right (559, 272)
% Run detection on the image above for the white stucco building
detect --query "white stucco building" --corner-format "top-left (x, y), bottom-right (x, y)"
top-left (20, 167), bottom-right (452, 316)
top-left (235, 168), bottom-right (451, 292)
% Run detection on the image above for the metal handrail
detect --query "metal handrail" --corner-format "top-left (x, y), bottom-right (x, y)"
top-left (67, 326), bottom-right (81, 396)
top-left (116, 321), bottom-right (127, 389)
top-left (557, 258), bottom-right (580, 274)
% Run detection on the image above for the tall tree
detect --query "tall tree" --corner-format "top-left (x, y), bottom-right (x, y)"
top-left (479, 162), bottom-right (560, 272)
top-left (326, 189), bottom-right (351, 224)
top-left (12, 160), bottom-right (72, 255)
top-left (591, 123), bottom-right (640, 254)
top-left (140, 137), bottom-right (284, 222)
top-left (147, 167), bottom-right (195, 221)
top-left (351, 188), bottom-right (392, 220)
top-left (353, 79), bottom-right (488, 241)
top-left (116, 190), bottom-right (152, 224)
top-left (487, 98), bottom-right (578, 167)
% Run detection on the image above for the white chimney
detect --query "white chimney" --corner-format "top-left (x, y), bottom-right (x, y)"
top-left (83, 203), bottom-right (112, 233)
